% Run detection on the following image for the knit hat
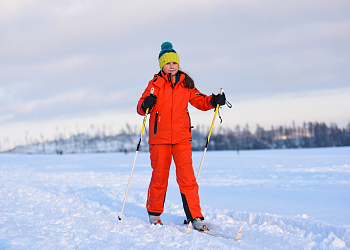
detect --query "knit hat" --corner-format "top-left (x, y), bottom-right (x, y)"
top-left (158, 42), bottom-right (180, 70)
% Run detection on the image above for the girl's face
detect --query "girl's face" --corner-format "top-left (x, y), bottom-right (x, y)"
top-left (162, 62), bottom-right (179, 75)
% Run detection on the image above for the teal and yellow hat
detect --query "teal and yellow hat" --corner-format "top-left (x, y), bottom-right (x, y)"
top-left (158, 42), bottom-right (180, 70)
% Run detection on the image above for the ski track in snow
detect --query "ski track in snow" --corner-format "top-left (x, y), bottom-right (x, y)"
top-left (0, 147), bottom-right (350, 249)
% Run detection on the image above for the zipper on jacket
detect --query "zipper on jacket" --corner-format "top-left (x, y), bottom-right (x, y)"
top-left (186, 110), bottom-right (193, 132)
top-left (154, 111), bottom-right (159, 138)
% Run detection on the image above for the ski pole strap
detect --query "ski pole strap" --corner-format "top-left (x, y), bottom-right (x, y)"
top-left (225, 99), bottom-right (232, 108)
top-left (217, 108), bottom-right (223, 124)
top-left (215, 90), bottom-right (232, 124)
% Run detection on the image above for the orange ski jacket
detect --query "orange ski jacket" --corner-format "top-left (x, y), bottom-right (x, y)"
top-left (137, 71), bottom-right (214, 145)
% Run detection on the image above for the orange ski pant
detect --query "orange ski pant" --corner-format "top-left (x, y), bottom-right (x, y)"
top-left (146, 142), bottom-right (204, 222)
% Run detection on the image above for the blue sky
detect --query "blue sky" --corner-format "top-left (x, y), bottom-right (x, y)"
top-left (1, 0), bottom-right (349, 150)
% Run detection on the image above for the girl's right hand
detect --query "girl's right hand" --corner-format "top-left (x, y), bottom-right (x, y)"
top-left (141, 95), bottom-right (157, 112)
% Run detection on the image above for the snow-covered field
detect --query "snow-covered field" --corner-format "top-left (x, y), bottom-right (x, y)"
top-left (1, 147), bottom-right (349, 249)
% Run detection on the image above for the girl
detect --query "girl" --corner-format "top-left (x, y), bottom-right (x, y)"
top-left (137, 42), bottom-right (225, 231)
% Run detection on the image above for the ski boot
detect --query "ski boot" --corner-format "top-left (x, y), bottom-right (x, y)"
top-left (149, 215), bottom-right (163, 225)
top-left (192, 217), bottom-right (208, 231)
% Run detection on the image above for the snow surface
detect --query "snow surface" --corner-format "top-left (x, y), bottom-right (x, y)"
top-left (1, 147), bottom-right (350, 249)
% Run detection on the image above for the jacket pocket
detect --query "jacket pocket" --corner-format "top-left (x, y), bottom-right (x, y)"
top-left (154, 111), bottom-right (159, 137)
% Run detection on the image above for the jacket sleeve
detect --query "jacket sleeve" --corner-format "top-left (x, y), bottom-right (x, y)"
top-left (137, 81), bottom-right (156, 116)
top-left (189, 87), bottom-right (215, 111)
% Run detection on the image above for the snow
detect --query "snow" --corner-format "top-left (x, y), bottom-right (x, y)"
top-left (0, 147), bottom-right (349, 249)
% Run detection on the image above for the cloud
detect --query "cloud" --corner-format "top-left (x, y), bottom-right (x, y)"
top-left (0, 0), bottom-right (349, 148)
top-left (0, 89), bottom-right (127, 123)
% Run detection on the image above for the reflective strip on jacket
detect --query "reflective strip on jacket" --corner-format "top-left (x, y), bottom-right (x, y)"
top-left (137, 71), bottom-right (214, 145)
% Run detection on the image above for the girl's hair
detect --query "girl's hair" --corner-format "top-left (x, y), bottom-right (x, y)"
top-left (178, 70), bottom-right (195, 89)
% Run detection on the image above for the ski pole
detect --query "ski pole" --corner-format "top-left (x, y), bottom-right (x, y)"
top-left (118, 87), bottom-right (154, 224)
top-left (196, 88), bottom-right (224, 181)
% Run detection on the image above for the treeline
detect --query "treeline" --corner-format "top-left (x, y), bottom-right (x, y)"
top-left (4, 133), bottom-right (149, 154)
top-left (192, 121), bottom-right (350, 150)
top-left (3, 121), bottom-right (350, 154)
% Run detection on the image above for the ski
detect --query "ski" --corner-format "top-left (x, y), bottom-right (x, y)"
top-left (184, 221), bottom-right (242, 241)
top-left (197, 226), bottom-right (242, 241)
top-left (235, 226), bottom-right (243, 241)
top-left (184, 221), bottom-right (192, 234)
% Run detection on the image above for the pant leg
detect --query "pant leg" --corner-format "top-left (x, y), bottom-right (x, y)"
top-left (172, 142), bottom-right (204, 222)
top-left (146, 144), bottom-right (172, 215)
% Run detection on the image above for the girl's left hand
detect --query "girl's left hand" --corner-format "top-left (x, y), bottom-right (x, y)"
top-left (210, 93), bottom-right (226, 107)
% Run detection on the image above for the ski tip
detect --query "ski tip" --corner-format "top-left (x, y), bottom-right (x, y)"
top-left (185, 221), bottom-right (192, 234)
top-left (234, 226), bottom-right (242, 241)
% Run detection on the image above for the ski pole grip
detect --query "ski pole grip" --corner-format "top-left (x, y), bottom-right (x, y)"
top-left (150, 88), bottom-right (154, 95)
top-left (220, 88), bottom-right (224, 95)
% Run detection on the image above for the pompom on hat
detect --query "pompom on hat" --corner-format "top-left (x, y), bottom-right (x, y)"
top-left (158, 42), bottom-right (180, 70)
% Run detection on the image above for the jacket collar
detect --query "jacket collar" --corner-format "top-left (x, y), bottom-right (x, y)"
top-left (158, 70), bottom-right (185, 87)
